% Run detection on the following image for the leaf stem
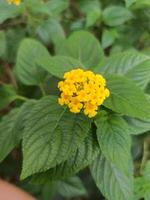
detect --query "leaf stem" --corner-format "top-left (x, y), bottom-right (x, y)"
top-left (39, 84), bottom-right (46, 96)
top-left (17, 96), bottom-right (28, 101)
top-left (140, 136), bottom-right (150, 174)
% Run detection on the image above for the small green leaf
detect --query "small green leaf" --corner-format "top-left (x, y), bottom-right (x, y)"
top-left (16, 38), bottom-right (50, 85)
top-left (79, 0), bottom-right (101, 27)
top-left (36, 19), bottom-right (65, 46)
top-left (90, 154), bottom-right (133, 200)
top-left (37, 55), bottom-right (84, 79)
top-left (21, 96), bottom-right (90, 179)
top-left (95, 111), bottom-right (131, 173)
top-left (56, 31), bottom-right (104, 69)
top-left (0, 84), bottom-right (18, 110)
top-left (58, 176), bottom-right (87, 198)
top-left (125, 0), bottom-right (137, 7)
top-left (104, 75), bottom-right (150, 120)
top-left (0, 100), bottom-right (35, 162)
top-left (102, 6), bottom-right (133, 26)
top-left (102, 29), bottom-right (118, 49)
top-left (46, 0), bottom-right (69, 17)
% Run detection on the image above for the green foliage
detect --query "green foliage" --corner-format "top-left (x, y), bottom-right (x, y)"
top-left (0, 31), bottom-right (6, 58)
top-left (78, 0), bottom-right (101, 27)
top-left (104, 75), bottom-right (150, 120)
top-left (1, 0), bottom-right (150, 199)
top-left (56, 31), bottom-right (104, 69)
top-left (95, 111), bottom-right (131, 174)
top-left (0, 100), bottom-right (35, 162)
top-left (16, 38), bottom-right (50, 86)
top-left (30, 130), bottom-right (99, 183)
top-left (102, 6), bottom-right (133, 26)
top-left (21, 96), bottom-right (90, 179)
top-left (37, 55), bottom-right (84, 78)
top-left (91, 153), bottom-right (133, 200)
top-left (57, 176), bottom-right (87, 198)
top-left (101, 51), bottom-right (150, 89)
top-left (0, 84), bottom-right (18, 110)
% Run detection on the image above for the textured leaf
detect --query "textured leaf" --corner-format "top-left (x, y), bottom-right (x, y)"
top-left (100, 51), bottom-right (150, 89)
top-left (90, 154), bottom-right (133, 200)
top-left (56, 31), bottom-right (104, 69)
top-left (30, 130), bottom-right (99, 183)
top-left (79, 0), bottom-right (101, 27)
top-left (0, 0), bottom-right (22, 23)
top-left (95, 111), bottom-right (131, 173)
top-left (102, 6), bottom-right (133, 26)
top-left (36, 18), bottom-right (65, 46)
top-left (124, 116), bottom-right (150, 135)
top-left (104, 75), bottom-right (150, 120)
top-left (37, 55), bottom-right (84, 79)
top-left (125, 0), bottom-right (137, 7)
top-left (58, 176), bottom-right (87, 198)
top-left (134, 161), bottom-right (150, 200)
top-left (0, 31), bottom-right (6, 58)
top-left (0, 84), bottom-right (18, 110)
top-left (0, 100), bottom-right (35, 162)
top-left (0, 108), bottom-right (19, 162)
top-left (16, 38), bottom-right (50, 85)
top-left (21, 96), bottom-right (90, 179)
top-left (126, 60), bottom-right (150, 89)
top-left (102, 29), bottom-right (118, 49)
top-left (46, 0), bottom-right (69, 16)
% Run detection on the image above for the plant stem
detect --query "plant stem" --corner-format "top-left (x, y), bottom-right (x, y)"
top-left (140, 136), bottom-right (150, 175)
top-left (17, 96), bottom-right (28, 101)
top-left (39, 84), bottom-right (46, 96)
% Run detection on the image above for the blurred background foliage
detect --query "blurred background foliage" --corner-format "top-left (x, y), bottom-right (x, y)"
top-left (0, 0), bottom-right (150, 199)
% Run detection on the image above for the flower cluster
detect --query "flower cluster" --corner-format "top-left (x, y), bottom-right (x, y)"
top-left (58, 68), bottom-right (110, 118)
top-left (7, 0), bottom-right (21, 5)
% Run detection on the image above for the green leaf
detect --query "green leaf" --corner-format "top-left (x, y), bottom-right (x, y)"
top-left (124, 116), bottom-right (150, 135)
top-left (102, 29), bottom-right (118, 49)
top-left (16, 38), bottom-right (50, 85)
top-left (101, 51), bottom-right (150, 89)
top-left (24, 0), bottom-right (51, 16)
top-left (0, 84), bottom-right (18, 110)
top-left (58, 176), bottom-right (87, 198)
top-left (37, 55), bottom-right (85, 78)
top-left (46, 0), bottom-right (69, 17)
top-left (95, 111), bottom-right (131, 173)
top-left (134, 162), bottom-right (150, 200)
top-left (126, 60), bottom-right (150, 89)
top-left (0, 0), bottom-right (23, 23)
top-left (0, 108), bottom-right (19, 162)
top-left (104, 75), bottom-right (150, 120)
top-left (56, 31), bottom-right (104, 69)
top-left (30, 130), bottom-right (99, 184)
top-left (125, 0), bottom-right (137, 7)
top-left (102, 6), bottom-right (133, 26)
top-left (79, 0), bottom-right (101, 27)
top-left (90, 154), bottom-right (133, 200)
top-left (132, 0), bottom-right (150, 9)
top-left (36, 19), bottom-right (65, 46)
top-left (0, 31), bottom-right (6, 58)
top-left (0, 100), bottom-right (35, 162)
top-left (21, 96), bottom-right (90, 179)
top-left (5, 28), bottom-right (26, 63)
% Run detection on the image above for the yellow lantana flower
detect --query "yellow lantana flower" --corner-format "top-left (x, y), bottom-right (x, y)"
top-left (7, 0), bottom-right (21, 5)
top-left (58, 68), bottom-right (110, 118)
